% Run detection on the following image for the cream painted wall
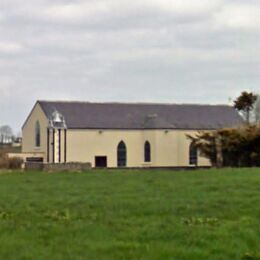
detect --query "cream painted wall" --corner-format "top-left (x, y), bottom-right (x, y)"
top-left (22, 103), bottom-right (211, 167)
top-left (22, 103), bottom-right (49, 161)
top-left (66, 129), bottom-right (211, 167)
top-left (67, 129), bottom-right (145, 167)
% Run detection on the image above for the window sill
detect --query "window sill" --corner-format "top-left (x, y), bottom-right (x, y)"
top-left (142, 162), bottom-right (152, 167)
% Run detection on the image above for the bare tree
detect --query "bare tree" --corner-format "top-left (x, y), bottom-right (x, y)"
top-left (0, 125), bottom-right (13, 144)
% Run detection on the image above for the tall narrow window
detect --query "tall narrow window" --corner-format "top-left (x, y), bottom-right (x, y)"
top-left (35, 121), bottom-right (41, 147)
top-left (144, 141), bottom-right (151, 162)
top-left (117, 141), bottom-right (127, 167)
top-left (189, 142), bottom-right (198, 165)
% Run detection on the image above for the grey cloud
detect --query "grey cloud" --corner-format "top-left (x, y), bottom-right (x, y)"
top-left (0, 0), bottom-right (259, 131)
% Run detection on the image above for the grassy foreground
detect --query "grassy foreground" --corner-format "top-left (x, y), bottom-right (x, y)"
top-left (0, 168), bottom-right (259, 259)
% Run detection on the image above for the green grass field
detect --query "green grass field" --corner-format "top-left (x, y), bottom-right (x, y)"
top-left (0, 168), bottom-right (259, 259)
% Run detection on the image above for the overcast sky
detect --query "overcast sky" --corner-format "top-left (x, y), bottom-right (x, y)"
top-left (0, 0), bottom-right (260, 131)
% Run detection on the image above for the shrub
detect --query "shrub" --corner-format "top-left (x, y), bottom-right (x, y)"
top-left (0, 152), bottom-right (23, 169)
top-left (8, 157), bottom-right (24, 169)
top-left (188, 125), bottom-right (260, 167)
top-left (0, 152), bottom-right (8, 169)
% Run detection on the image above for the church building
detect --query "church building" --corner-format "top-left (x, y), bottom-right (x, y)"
top-left (22, 101), bottom-right (243, 168)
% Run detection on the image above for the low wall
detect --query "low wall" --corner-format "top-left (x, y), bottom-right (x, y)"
top-left (25, 162), bottom-right (92, 172)
top-left (25, 162), bottom-right (44, 171)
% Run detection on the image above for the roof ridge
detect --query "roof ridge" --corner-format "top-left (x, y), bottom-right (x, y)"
top-left (38, 100), bottom-right (231, 107)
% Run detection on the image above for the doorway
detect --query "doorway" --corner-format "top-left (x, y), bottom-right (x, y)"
top-left (95, 156), bottom-right (107, 168)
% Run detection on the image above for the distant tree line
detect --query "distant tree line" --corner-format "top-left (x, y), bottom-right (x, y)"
top-left (0, 125), bottom-right (13, 144)
top-left (189, 91), bottom-right (260, 167)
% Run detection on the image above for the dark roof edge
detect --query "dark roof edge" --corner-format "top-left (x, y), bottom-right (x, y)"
top-left (66, 127), bottom-right (230, 131)
top-left (22, 101), bottom-right (48, 130)
top-left (37, 100), bottom-right (233, 107)
top-left (22, 101), bottom-right (39, 130)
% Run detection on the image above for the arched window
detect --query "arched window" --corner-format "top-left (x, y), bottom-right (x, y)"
top-left (144, 141), bottom-right (151, 162)
top-left (35, 121), bottom-right (41, 147)
top-left (189, 142), bottom-right (197, 165)
top-left (117, 141), bottom-right (127, 167)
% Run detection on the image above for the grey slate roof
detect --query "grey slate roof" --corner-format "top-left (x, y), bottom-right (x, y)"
top-left (38, 101), bottom-right (243, 130)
